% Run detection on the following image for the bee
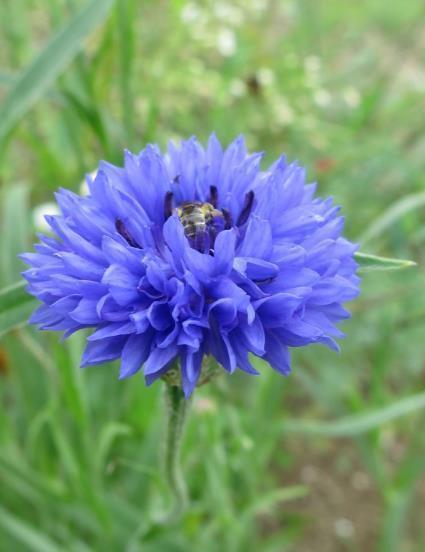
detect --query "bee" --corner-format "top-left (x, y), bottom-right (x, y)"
top-left (163, 186), bottom-right (244, 253)
top-left (176, 202), bottom-right (223, 240)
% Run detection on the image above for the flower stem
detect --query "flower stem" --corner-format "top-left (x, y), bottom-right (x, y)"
top-left (163, 382), bottom-right (189, 520)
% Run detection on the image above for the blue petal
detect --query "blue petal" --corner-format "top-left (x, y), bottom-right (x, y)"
top-left (69, 298), bottom-right (100, 324)
top-left (81, 336), bottom-right (127, 367)
top-left (255, 293), bottom-right (302, 328)
top-left (55, 252), bottom-right (105, 280)
top-left (208, 298), bottom-right (237, 329)
top-left (233, 315), bottom-right (265, 355)
top-left (180, 348), bottom-right (203, 398)
top-left (102, 264), bottom-right (140, 306)
top-left (209, 322), bottom-right (236, 373)
top-left (119, 332), bottom-right (153, 379)
top-left (88, 321), bottom-right (135, 341)
top-left (130, 309), bottom-right (149, 333)
top-left (144, 344), bottom-right (178, 376)
top-left (147, 301), bottom-right (173, 331)
top-left (238, 216), bottom-right (272, 259)
top-left (213, 229), bottom-right (236, 275)
top-left (101, 236), bottom-right (144, 275)
top-left (263, 332), bottom-right (291, 375)
top-left (230, 337), bottom-right (260, 375)
top-left (234, 257), bottom-right (278, 281)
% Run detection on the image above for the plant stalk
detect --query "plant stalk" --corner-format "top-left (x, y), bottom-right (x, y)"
top-left (163, 382), bottom-right (189, 520)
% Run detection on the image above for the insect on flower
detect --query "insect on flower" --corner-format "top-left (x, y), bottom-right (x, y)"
top-left (21, 134), bottom-right (360, 398)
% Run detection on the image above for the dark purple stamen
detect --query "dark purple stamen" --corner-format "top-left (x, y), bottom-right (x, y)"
top-left (254, 277), bottom-right (275, 286)
top-left (209, 185), bottom-right (218, 208)
top-left (221, 208), bottom-right (233, 230)
top-left (115, 219), bottom-right (142, 249)
top-left (164, 191), bottom-right (174, 220)
top-left (237, 190), bottom-right (254, 227)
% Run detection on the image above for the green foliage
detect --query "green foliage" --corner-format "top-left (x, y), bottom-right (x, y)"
top-left (355, 252), bottom-right (416, 273)
top-left (284, 391), bottom-right (425, 436)
top-left (0, 281), bottom-right (37, 337)
top-left (0, 0), bottom-right (114, 144)
top-left (0, 0), bottom-right (425, 550)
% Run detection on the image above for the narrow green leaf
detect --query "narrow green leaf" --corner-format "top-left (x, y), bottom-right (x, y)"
top-left (0, 280), bottom-right (32, 313)
top-left (0, 281), bottom-right (37, 337)
top-left (0, 0), bottom-right (114, 142)
top-left (0, 453), bottom-right (64, 500)
top-left (355, 251), bottom-right (416, 273)
top-left (48, 416), bottom-right (81, 484)
top-left (359, 190), bottom-right (425, 245)
top-left (284, 391), bottom-right (425, 437)
top-left (0, 183), bottom-right (31, 286)
top-left (116, 0), bottom-right (136, 144)
top-left (242, 486), bottom-right (308, 521)
top-left (0, 71), bottom-right (17, 87)
top-left (0, 301), bottom-right (37, 338)
top-left (96, 423), bottom-right (132, 474)
top-left (0, 506), bottom-right (60, 552)
top-left (52, 336), bottom-right (88, 429)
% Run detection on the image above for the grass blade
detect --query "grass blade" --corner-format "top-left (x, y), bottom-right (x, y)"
top-left (242, 486), bottom-right (308, 521)
top-left (0, 281), bottom-right (37, 337)
top-left (0, 0), bottom-right (114, 142)
top-left (284, 391), bottom-right (425, 437)
top-left (0, 183), bottom-right (31, 286)
top-left (355, 252), bottom-right (416, 273)
top-left (0, 300), bottom-right (37, 338)
top-left (0, 506), bottom-right (60, 552)
top-left (116, 0), bottom-right (136, 144)
top-left (359, 190), bottom-right (425, 245)
top-left (0, 281), bottom-right (33, 313)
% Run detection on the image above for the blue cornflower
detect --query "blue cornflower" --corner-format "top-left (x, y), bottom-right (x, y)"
top-left (22, 135), bottom-right (359, 397)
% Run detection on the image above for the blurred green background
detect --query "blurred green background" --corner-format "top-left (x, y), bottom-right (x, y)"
top-left (1, 0), bottom-right (425, 550)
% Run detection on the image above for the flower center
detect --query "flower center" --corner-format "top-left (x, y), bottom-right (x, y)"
top-left (175, 201), bottom-right (228, 254)
top-left (115, 186), bottom-right (255, 254)
top-left (166, 186), bottom-right (255, 253)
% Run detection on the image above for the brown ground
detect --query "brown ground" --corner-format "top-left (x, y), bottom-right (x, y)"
top-left (288, 444), bottom-right (380, 551)
top-left (266, 439), bottom-right (425, 552)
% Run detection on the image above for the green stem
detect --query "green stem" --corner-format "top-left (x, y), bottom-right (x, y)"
top-left (163, 383), bottom-right (189, 519)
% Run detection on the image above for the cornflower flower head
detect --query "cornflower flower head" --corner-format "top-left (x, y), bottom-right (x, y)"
top-left (22, 135), bottom-right (359, 397)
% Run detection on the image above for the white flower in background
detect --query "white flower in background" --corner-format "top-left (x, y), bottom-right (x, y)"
top-left (217, 28), bottom-right (237, 57)
top-left (257, 67), bottom-right (275, 87)
top-left (214, 3), bottom-right (243, 26)
top-left (79, 170), bottom-right (97, 196)
top-left (249, 0), bottom-right (267, 12)
top-left (271, 95), bottom-right (295, 126)
top-left (304, 55), bottom-right (322, 88)
top-left (313, 88), bottom-right (332, 108)
top-left (398, 62), bottom-right (425, 92)
top-left (304, 55), bottom-right (321, 74)
top-left (32, 202), bottom-right (60, 233)
top-left (181, 3), bottom-right (201, 23)
top-left (229, 78), bottom-right (246, 97)
top-left (342, 86), bottom-right (361, 108)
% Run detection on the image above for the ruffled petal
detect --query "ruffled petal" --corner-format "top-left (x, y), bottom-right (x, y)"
top-left (81, 336), bottom-right (127, 367)
top-left (119, 332), bottom-right (154, 379)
